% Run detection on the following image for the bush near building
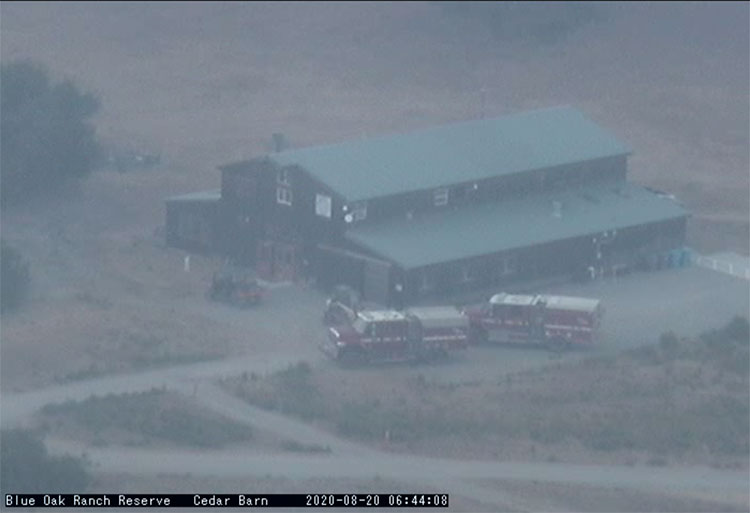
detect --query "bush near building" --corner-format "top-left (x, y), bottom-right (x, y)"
top-left (0, 429), bottom-right (90, 493)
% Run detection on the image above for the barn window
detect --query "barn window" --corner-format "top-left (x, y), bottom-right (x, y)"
top-left (433, 187), bottom-right (449, 207)
top-left (276, 186), bottom-right (292, 206)
top-left (315, 194), bottom-right (332, 218)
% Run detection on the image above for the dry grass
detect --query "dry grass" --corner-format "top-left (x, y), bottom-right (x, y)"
top-left (227, 319), bottom-right (749, 468)
top-left (1, 3), bottom-right (746, 253)
top-left (35, 390), bottom-right (254, 449)
top-left (1, 6), bottom-right (746, 508)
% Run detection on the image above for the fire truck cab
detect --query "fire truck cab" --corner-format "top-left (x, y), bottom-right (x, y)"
top-left (466, 292), bottom-right (603, 350)
top-left (323, 307), bottom-right (469, 366)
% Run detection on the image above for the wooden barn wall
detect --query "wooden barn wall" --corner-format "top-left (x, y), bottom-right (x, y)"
top-left (400, 214), bottom-right (687, 304)
top-left (215, 153), bottom-right (627, 263)
top-left (219, 158), bottom-right (354, 268)
top-left (274, 164), bottom-right (347, 252)
top-left (219, 161), bottom-right (268, 264)
top-left (165, 200), bottom-right (219, 254)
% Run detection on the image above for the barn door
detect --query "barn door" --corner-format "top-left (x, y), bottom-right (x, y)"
top-left (272, 242), bottom-right (298, 282)
top-left (256, 241), bottom-right (273, 280)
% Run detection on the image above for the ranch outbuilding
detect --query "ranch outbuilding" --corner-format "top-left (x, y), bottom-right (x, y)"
top-left (165, 106), bottom-right (688, 306)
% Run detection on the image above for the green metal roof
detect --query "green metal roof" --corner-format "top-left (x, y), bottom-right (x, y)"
top-left (269, 106), bottom-right (631, 202)
top-left (165, 189), bottom-right (221, 203)
top-left (345, 183), bottom-right (687, 270)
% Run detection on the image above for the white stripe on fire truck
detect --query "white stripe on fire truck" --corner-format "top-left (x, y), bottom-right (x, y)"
top-left (545, 324), bottom-right (593, 332)
top-left (361, 336), bottom-right (466, 343)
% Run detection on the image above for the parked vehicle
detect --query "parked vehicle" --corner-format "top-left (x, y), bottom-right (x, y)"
top-left (463, 292), bottom-right (603, 350)
top-left (207, 270), bottom-right (266, 307)
top-left (322, 306), bottom-right (469, 366)
top-left (323, 285), bottom-right (361, 326)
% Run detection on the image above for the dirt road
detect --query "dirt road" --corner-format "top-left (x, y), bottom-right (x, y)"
top-left (7, 264), bottom-right (747, 427)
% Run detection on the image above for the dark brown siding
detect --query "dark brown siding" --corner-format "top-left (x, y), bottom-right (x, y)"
top-left (165, 200), bottom-right (219, 254)
top-left (396, 214), bottom-right (687, 304)
top-left (219, 160), bottom-right (269, 264)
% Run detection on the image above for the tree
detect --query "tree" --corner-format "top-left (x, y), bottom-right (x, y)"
top-left (0, 429), bottom-right (90, 493)
top-left (0, 240), bottom-right (30, 312)
top-left (1, 60), bottom-right (100, 207)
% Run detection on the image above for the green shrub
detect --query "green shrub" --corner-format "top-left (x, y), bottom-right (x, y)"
top-left (1, 60), bottom-right (101, 206)
top-left (1, 429), bottom-right (90, 493)
top-left (272, 362), bottom-right (326, 420)
top-left (722, 316), bottom-right (749, 345)
top-left (690, 396), bottom-right (749, 455)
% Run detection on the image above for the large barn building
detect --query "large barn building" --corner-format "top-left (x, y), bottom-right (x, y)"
top-left (166, 106), bottom-right (688, 306)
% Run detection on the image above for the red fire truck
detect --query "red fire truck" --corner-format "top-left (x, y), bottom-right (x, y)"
top-left (322, 307), bottom-right (470, 366)
top-left (464, 292), bottom-right (603, 350)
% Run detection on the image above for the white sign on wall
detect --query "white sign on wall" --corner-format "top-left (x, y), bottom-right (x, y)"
top-left (315, 194), bottom-right (332, 218)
